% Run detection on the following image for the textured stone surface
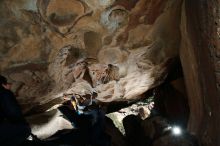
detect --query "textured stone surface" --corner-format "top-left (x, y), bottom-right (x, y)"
top-left (26, 109), bottom-right (74, 139)
top-left (180, 0), bottom-right (220, 146)
top-left (107, 99), bottom-right (154, 135)
top-left (0, 0), bottom-right (182, 113)
top-left (1, 0), bottom-right (220, 146)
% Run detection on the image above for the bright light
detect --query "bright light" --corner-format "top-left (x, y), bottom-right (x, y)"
top-left (172, 126), bottom-right (182, 135)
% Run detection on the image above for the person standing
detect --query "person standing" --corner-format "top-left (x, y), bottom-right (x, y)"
top-left (0, 75), bottom-right (31, 146)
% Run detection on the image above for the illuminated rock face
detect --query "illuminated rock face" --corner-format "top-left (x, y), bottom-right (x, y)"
top-left (1, 0), bottom-right (220, 145)
top-left (0, 0), bottom-right (182, 108)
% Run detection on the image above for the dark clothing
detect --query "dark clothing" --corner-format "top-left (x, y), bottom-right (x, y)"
top-left (59, 102), bottom-right (110, 146)
top-left (0, 87), bottom-right (31, 146)
top-left (0, 121), bottom-right (31, 146)
top-left (0, 88), bottom-right (25, 123)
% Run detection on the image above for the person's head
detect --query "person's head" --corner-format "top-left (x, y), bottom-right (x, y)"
top-left (0, 75), bottom-right (12, 90)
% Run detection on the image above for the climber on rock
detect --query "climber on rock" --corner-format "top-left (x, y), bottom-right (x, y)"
top-left (61, 90), bottom-right (110, 146)
top-left (74, 92), bottom-right (110, 146)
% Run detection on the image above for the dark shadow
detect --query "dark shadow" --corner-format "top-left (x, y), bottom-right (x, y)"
top-left (42, 104), bottom-right (111, 146)
top-left (123, 115), bottom-right (152, 146)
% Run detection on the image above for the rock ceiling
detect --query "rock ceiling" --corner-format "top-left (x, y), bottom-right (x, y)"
top-left (0, 0), bottom-right (182, 113)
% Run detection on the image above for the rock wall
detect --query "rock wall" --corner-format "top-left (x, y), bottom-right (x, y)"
top-left (1, 0), bottom-right (220, 146)
top-left (0, 0), bottom-right (182, 112)
top-left (180, 0), bottom-right (220, 146)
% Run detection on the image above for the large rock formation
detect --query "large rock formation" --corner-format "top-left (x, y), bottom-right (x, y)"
top-left (1, 0), bottom-right (220, 146)
top-left (0, 0), bottom-right (182, 111)
top-left (180, 0), bottom-right (220, 146)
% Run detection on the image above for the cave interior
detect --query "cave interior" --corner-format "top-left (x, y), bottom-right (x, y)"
top-left (0, 0), bottom-right (220, 146)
